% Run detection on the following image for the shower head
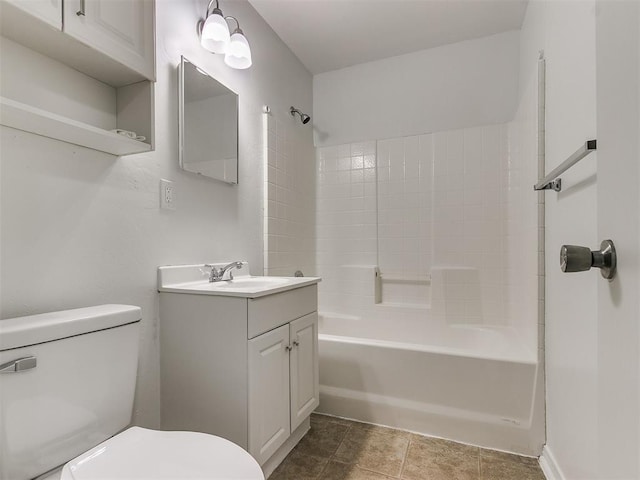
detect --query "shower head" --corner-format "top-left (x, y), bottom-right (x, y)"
top-left (290, 106), bottom-right (311, 125)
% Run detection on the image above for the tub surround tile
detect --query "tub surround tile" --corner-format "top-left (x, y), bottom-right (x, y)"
top-left (271, 414), bottom-right (544, 480)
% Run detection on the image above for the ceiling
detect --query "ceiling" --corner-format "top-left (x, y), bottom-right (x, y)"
top-left (248, 0), bottom-right (528, 74)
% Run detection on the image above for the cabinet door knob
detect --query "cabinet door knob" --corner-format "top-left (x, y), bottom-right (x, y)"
top-left (293, 341), bottom-right (299, 347)
top-left (285, 345), bottom-right (292, 352)
top-left (76, 0), bottom-right (86, 16)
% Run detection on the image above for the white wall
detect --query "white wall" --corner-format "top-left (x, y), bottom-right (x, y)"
top-left (0, 0), bottom-right (313, 427)
top-left (312, 31), bottom-right (520, 147)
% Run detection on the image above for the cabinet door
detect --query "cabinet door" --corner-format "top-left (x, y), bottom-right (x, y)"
top-left (3, 0), bottom-right (62, 29)
top-left (290, 312), bottom-right (319, 431)
top-left (63, 0), bottom-right (155, 80)
top-left (248, 324), bottom-right (290, 465)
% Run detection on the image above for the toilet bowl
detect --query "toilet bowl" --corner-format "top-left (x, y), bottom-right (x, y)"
top-left (0, 305), bottom-right (264, 480)
top-left (59, 427), bottom-right (263, 480)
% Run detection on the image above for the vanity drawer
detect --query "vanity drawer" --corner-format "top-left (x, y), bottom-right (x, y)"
top-left (248, 285), bottom-right (317, 339)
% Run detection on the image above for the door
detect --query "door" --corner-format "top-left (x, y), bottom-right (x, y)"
top-left (3, 0), bottom-right (62, 29)
top-left (248, 324), bottom-right (290, 465)
top-left (538, 2), bottom-right (640, 478)
top-left (63, 0), bottom-right (155, 80)
top-left (593, 2), bottom-right (640, 477)
top-left (289, 312), bottom-right (319, 431)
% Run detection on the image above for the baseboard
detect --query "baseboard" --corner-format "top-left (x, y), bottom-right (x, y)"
top-left (539, 445), bottom-right (565, 480)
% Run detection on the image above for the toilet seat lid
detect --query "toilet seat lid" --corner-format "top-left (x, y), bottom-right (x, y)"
top-left (60, 427), bottom-right (264, 480)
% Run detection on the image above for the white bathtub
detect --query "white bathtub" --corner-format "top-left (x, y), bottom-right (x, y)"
top-left (317, 312), bottom-right (543, 455)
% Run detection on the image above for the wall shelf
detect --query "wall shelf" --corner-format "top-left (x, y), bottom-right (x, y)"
top-left (0, 96), bottom-right (151, 156)
top-left (0, 1), bottom-right (155, 156)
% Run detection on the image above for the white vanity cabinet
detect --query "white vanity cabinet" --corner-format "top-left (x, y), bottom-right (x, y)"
top-left (248, 324), bottom-right (292, 465)
top-left (248, 312), bottom-right (319, 465)
top-left (159, 282), bottom-right (320, 475)
top-left (289, 314), bottom-right (320, 429)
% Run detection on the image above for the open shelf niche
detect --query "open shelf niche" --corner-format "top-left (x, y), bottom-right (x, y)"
top-left (0, 9), bottom-right (154, 157)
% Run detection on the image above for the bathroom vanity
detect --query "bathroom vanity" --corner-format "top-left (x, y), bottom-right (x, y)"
top-left (158, 264), bottom-right (320, 476)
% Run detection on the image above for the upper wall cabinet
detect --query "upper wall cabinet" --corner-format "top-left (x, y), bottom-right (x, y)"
top-left (0, 0), bottom-right (156, 156)
top-left (3, 0), bottom-right (62, 29)
top-left (64, 0), bottom-right (155, 81)
top-left (0, 0), bottom-right (155, 85)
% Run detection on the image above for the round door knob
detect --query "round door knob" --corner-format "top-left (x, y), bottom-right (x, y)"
top-left (560, 245), bottom-right (592, 273)
top-left (560, 240), bottom-right (616, 280)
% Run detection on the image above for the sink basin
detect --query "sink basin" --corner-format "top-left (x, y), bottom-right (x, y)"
top-left (158, 264), bottom-right (321, 298)
top-left (210, 277), bottom-right (290, 290)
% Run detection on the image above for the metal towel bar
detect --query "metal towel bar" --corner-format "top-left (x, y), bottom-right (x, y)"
top-left (534, 140), bottom-right (596, 192)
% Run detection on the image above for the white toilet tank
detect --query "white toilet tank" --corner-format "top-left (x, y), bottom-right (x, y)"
top-left (0, 305), bottom-right (141, 480)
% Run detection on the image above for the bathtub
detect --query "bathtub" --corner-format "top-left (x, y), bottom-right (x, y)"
top-left (316, 311), bottom-right (543, 455)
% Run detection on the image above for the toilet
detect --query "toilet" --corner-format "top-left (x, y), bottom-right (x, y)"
top-left (0, 304), bottom-right (264, 480)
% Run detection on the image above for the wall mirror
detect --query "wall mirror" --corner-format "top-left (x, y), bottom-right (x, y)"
top-left (179, 56), bottom-right (238, 184)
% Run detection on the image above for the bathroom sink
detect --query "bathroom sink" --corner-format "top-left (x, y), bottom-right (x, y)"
top-left (209, 277), bottom-right (290, 290)
top-left (157, 264), bottom-right (320, 298)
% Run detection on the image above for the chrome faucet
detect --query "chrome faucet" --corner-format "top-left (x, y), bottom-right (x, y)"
top-left (206, 261), bottom-right (246, 282)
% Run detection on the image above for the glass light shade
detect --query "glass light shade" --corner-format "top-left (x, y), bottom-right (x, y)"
top-left (224, 31), bottom-right (252, 69)
top-left (200, 12), bottom-right (230, 53)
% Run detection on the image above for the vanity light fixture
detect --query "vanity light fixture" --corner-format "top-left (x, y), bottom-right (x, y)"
top-left (198, 0), bottom-right (229, 54)
top-left (198, 1), bottom-right (252, 70)
top-left (224, 16), bottom-right (252, 69)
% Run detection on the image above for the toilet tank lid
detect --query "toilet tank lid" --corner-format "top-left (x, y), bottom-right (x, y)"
top-left (0, 304), bottom-right (141, 351)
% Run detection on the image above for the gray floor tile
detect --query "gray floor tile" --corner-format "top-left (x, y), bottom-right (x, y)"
top-left (320, 460), bottom-right (397, 480)
top-left (480, 455), bottom-right (545, 480)
top-left (294, 414), bottom-right (352, 458)
top-left (270, 450), bottom-right (329, 480)
top-left (333, 423), bottom-right (410, 477)
top-left (402, 434), bottom-right (480, 480)
top-left (270, 415), bottom-right (545, 480)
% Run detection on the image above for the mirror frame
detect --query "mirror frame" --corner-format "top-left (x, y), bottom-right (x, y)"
top-left (178, 56), bottom-right (239, 185)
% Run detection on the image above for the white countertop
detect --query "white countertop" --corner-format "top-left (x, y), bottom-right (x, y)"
top-left (158, 264), bottom-right (320, 298)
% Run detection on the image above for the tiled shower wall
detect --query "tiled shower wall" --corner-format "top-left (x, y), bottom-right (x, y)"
top-left (316, 141), bottom-right (378, 314)
top-left (506, 57), bottom-right (545, 357)
top-left (316, 124), bottom-right (513, 325)
top-left (263, 111), bottom-right (316, 277)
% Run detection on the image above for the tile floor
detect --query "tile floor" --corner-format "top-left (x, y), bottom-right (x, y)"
top-left (270, 414), bottom-right (546, 480)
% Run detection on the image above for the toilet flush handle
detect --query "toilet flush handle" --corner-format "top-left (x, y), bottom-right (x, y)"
top-left (0, 356), bottom-right (37, 373)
